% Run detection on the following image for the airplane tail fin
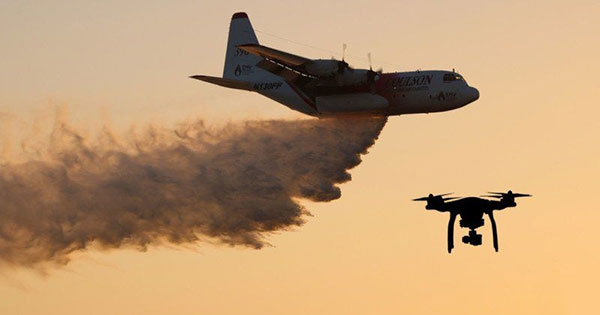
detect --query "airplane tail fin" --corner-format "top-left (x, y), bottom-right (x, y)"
top-left (223, 12), bottom-right (262, 81)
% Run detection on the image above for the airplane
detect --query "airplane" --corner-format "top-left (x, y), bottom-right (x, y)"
top-left (413, 190), bottom-right (531, 253)
top-left (190, 12), bottom-right (480, 117)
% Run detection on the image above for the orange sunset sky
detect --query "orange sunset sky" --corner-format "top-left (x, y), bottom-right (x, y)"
top-left (1, 1), bottom-right (599, 314)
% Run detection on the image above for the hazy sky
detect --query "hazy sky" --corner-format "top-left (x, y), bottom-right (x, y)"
top-left (1, 0), bottom-right (599, 314)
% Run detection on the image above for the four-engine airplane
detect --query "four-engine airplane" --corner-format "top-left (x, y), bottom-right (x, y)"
top-left (414, 191), bottom-right (531, 253)
top-left (191, 12), bottom-right (479, 117)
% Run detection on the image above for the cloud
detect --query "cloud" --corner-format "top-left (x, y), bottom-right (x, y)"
top-left (0, 115), bottom-right (386, 268)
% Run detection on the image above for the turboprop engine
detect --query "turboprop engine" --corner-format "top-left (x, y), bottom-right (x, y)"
top-left (305, 61), bottom-right (380, 86)
top-left (304, 59), bottom-right (347, 77)
top-left (304, 48), bottom-right (381, 86)
top-left (335, 69), bottom-right (380, 86)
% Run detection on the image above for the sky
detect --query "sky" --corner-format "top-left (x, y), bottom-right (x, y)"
top-left (1, 0), bottom-right (599, 314)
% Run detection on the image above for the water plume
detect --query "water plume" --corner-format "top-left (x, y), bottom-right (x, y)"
top-left (0, 115), bottom-right (386, 268)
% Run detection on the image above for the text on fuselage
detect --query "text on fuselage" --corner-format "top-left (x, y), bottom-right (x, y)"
top-left (254, 82), bottom-right (283, 90)
top-left (385, 75), bottom-right (433, 89)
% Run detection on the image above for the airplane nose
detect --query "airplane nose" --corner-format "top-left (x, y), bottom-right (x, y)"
top-left (470, 87), bottom-right (479, 102)
top-left (464, 87), bottom-right (479, 103)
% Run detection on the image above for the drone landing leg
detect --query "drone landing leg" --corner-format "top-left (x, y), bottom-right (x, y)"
top-left (447, 212), bottom-right (457, 253)
top-left (488, 211), bottom-right (499, 252)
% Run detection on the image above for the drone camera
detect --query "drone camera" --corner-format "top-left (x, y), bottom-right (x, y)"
top-left (462, 230), bottom-right (482, 246)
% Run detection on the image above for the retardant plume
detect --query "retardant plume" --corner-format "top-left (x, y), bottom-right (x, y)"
top-left (0, 115), bottom-right (387, 268)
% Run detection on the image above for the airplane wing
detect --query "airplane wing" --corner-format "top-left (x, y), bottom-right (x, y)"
top-left (237, 43), bottom-right (368, 92)
top-left (237, 44), bottom-right (311, 67)
top-left (238, 43), bottom-right (318, 87)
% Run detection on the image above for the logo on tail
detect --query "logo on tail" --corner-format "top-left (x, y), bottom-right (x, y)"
top-left (234, 64), bottom-right (254, 77)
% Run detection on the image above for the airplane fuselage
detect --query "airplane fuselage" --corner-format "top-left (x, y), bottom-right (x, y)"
top-left (251, 70), bottom-right (479, 117)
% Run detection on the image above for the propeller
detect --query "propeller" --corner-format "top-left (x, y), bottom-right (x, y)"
top-left (366, 52), bottom-right (382, 84)
top-left (481, 190), bottom-right (532, 199)
top-left (366, 53), bottom-right (383, 72)
top-left (413, 193), bottom-right (456, 202)
top-left (481, 195), bottom-right (503, 199)
top-left (336, 43), bottom-right (349, 73)
top-left (413, 196), bottom-right (430, 201)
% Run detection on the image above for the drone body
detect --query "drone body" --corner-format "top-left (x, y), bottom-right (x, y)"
top-left (414, 191), bottom-right (531, 253)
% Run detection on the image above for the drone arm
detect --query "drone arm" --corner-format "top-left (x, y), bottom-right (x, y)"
top-left (447, 212), bottom-right (457, 253)
top-left (427, 206), bottom-right (449, 213)
top-left (488, 211), bottom-right (499, 252)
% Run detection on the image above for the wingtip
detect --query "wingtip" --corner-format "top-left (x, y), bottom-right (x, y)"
top-left (232, 12), bottom-right (248, 20)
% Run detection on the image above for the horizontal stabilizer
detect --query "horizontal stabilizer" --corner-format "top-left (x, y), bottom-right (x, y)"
top-left (190, 75), bottom-right (253, 91)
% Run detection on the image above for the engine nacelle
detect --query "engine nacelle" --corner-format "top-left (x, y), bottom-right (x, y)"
top-left (304, 59), bottom-right (342, 77)
top-left (335, 69), bottom-right (370, 86)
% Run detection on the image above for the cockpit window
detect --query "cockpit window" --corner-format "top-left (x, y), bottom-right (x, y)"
top-left (443, 73), bottom-right (464, 82)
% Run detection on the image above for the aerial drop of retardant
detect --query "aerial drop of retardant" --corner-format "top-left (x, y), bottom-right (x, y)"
top-left (0, 113), bottom-right (386, 268)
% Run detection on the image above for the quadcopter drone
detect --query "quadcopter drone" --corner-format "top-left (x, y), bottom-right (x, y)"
top-left (414, 190), bottom-right (531, 253)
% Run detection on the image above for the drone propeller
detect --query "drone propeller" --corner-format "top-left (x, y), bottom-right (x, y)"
top-left (413, 193), bottom-right (456, 202)
top-left (483, 191), bottom-right (531, 198)
top-left (481, 195), bottom-right (504, 199)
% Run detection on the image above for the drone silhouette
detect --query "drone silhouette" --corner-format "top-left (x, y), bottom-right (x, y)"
top-left (414, 190), bottom-right (531, 253)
